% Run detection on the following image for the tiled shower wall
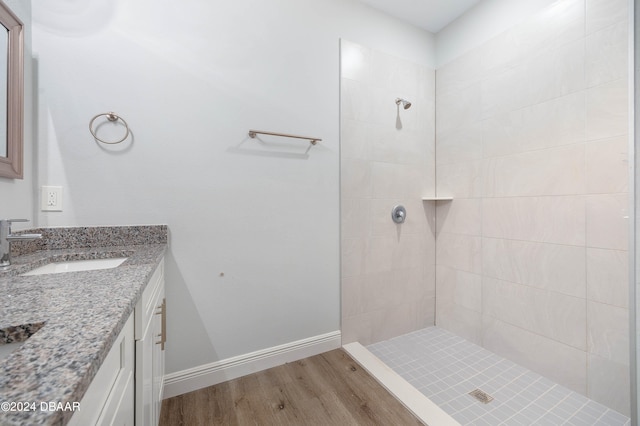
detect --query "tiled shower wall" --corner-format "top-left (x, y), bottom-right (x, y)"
top-left (435, 0), bottom-right (630, 415)
top-left (340, 40), bottom-right (436, 345)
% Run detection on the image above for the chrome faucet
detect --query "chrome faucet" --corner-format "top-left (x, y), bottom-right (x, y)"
top-left (0, 219), bottom-right (42, 268)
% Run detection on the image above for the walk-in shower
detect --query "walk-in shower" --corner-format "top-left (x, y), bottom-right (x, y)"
top-left (341, 0), bottom-right (635, 424)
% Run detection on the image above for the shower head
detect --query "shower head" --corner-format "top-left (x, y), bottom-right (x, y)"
top-left (395, 98), bottom-right (412, 109)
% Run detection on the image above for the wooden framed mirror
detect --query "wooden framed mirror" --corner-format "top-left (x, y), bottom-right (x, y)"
top-left (0, 1), bottom-right (22, 179)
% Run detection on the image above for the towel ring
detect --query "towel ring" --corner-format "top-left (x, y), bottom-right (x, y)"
top-left (89, 112), bottom-right (130, 144)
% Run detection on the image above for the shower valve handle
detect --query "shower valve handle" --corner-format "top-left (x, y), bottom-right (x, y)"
top-left (391, 205), bottom-right (406, 224)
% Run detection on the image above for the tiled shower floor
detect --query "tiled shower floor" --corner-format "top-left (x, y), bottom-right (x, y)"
top-left (367, 327), bottom-right (630, 425)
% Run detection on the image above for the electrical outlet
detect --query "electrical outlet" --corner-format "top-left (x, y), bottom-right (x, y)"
top-left (41, 186), bottom-right (63, 211)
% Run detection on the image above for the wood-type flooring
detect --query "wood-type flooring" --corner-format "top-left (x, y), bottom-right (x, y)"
top-left (160, 349), bottom-right (424, 425)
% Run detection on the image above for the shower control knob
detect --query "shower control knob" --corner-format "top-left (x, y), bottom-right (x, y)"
top-left (391, 205), bottom-right (406, 224)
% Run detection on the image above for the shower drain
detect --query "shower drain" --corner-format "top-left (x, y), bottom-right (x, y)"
top-left (469, 389), bottom-right (494, 404)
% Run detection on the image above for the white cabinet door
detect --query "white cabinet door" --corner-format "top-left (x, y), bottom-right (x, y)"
top-left (152, 285), bottom-right (165, 423)
top-left (69, 315), bottom-right (135, 426)
top-left (136, 319), bottom-right (154, 425)
top-left (135, 260), bottom-right (165, 426)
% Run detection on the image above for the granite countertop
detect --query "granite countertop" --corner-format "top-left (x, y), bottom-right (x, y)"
top-left (0, 225), bottom-right (167, 425)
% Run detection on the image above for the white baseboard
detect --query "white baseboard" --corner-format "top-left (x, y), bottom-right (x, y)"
top-left (163, 330), bottom-right (341, 399)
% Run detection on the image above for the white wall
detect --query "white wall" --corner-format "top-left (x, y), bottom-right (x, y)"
top-left (0, 0), bottom-right (34, 225)
top-left (30, 0), bottom-right (435, 376)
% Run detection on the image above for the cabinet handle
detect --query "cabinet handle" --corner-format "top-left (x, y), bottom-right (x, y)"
top-left (155, 298), bottom-right (166, 350)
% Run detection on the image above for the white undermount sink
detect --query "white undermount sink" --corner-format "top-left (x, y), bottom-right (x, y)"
top-left (0, 341), bottom-right (25, 361)
top-left (21, 258), bottom-right (128, 276)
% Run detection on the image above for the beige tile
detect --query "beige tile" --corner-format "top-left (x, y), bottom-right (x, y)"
top-left (436, 232), bottom-right (482, 273)
top-left (437, 83), bottom-right (482, 135)
top-left (482, 91), bottom-right (585, 158)
top-left (476, 0), bottom-right (584, 76)
top-left (482, 196), bottom-right (586, 246)
top-left (391, 234), bottom-right (430, 271)
top-left (370, 198), bottom-right (428, 238)
top-left (482, 36), bottom-right (585, 118)
top-left (341, 118), bottom-right (371, 161)
top-left (586, 0), bottom-right (629, 34)
top-left (415, 294), bottom-right (436, 329)
top-left (361, 270), bottom-right (404, 313)
top-left (369, 303), bottom-right (419, 344)
top-left (510, 0), bottom-right (585, 63)
top-left (483, 277), bottom-right (586, 350)
top-left (482, 316), bottom-right (587, 394)
top-left (340, 40), bottom-right (372, 84)
top-left (477, 26), bottom-right (519, 76)
top-left (586, 193), bottom-right (629, 250)
top-left (423, 200), bottom-right (437, 239)
top-left (436, 161), bottom-right (482, 198)
top-left (586, 20), bottom-right (628, 88)
top-left (371, 162), bottom-right (426, 199)
top-left (588, 354), bottom-right (630, 416)
top-left (369, 85), bottom-right (412, 130)
top-left (436, 303), bottom-right (482, 345)
top-left (482, 144), bottom-right (586, 197)
top-left (414, 96), bottom-right (436, 136)
top-left (340, 78), bottom-right (373, 122)
top-left (481, 65), bottom-right (522, 119)
top-left (381, 87), bottom-right (427, 133)
top-left (436, 48), bottom-right (484, 96)
top-left (587, 301), bottom-right (629, 366)
top-left (436, 198), bottom-right (481, 236)
top-left (367, 234), bottom-right (429, 275)
top-left (370, 124), bottom-right (432, 166)
top-left (436, 121), bottom-right (483, 166)
top-left (586, 78), bottom-right (629, 141)
top-left (341, 158), bottom-right (371, 199)
top-left (483, 238), bottom-right (586, 298)
top-left (587, 248), bottom-right (628, 308)
top-left (418, 67), bottom-right (436, 101)
top-left (341, 198), bottom-right (371, 239)
top-left (519, 38), bottom-right (585, 109)
top-left (345, 269), bottom-right (434, 331)
top-left (396, 266), bottom-right (434, 299)
top-left (424, 143), bottom-right (436, 197)
top-left (585, 136), bottom-right (629, 194)
top-left (363, 236), bottom-right (395, 275)
top-left (371, 49), bottom-right (419, 95)
top-left (341, 275), bottom-right (365, 318)
top-left (436, 265), bottom-right (482, 313)
top-left (341, 313), bottom-right (373, 345)
top-left (341, 237), bottom-right (367, 278)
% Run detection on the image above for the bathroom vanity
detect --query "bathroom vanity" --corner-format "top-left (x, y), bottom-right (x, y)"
top-left (0, 225), bottom-right (167, 425)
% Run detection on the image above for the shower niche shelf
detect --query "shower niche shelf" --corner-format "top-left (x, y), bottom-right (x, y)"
top-left (422, 196), bottom-right (453, 201)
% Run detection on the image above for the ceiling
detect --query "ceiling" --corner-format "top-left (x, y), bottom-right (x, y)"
top-left (357, 0), bottom-right (481, 33)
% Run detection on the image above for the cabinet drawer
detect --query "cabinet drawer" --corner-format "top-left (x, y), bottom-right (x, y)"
top-left (135, 260), bottom-right (164, 339)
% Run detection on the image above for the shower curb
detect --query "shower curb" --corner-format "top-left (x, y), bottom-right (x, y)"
top-left (343, 342), bottom-right (460, 426)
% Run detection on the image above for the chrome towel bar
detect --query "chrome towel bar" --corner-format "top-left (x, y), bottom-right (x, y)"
top-left (249, 129), bottom-right (322, 145)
